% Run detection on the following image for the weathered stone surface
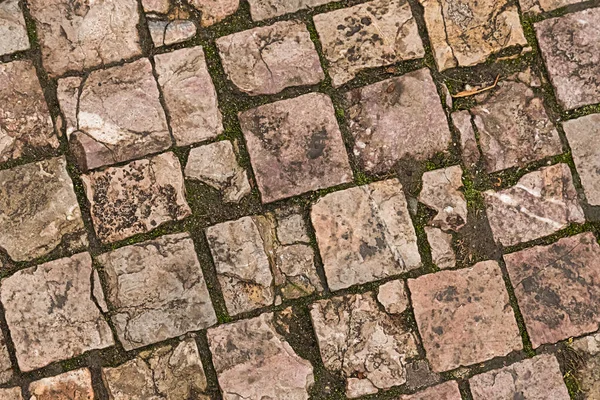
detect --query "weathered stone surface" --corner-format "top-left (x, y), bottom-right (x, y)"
top-left (0, 331), bottom-right (12, 384)
top-left (0, 253), bottom-right (113, 371)
top-left (82, 152), bottom-right (191, 243)
top-left (0, 388), bottom-right (21, 400)
top-left (419, 0), bottom-right (526, 70)
top-left (399, 381), bottom-right (462, 400)
top-left (0, 60), bottom-right (58, 163)
top-left (102, 339), bottom-right (209, 400)
top-left (483, 163), bottom-right (584, 247)
top-left (248, 0), bottom-right (333, 20)
top-left (57, 76), bottom-right (82, 137)
top-left (28, 0), bottom-right (142, 77)
top-left (572, 332), bottom-right (600, 399)
top-left (97, 233), bottom-right (216, 350)
top-left (184, 141), bottom-right (250, 203)
top-left (419, 166), bottom-right (467, 232)
top-left (207, 212), bottom-right (321, 310)
top-left (155, 47), bottom-right (223, 146)
top-left (148, 19), bottom-right (197, 47)
top-left (270, 210), bottom-right (322, 299)
top-left (274, 244), bottom-right (322, 300)
top-left (408, 261), bottom-right (522, 372)
top-left (310, 292), bottom-right (419, 397)
top-left (144, 0), bottom-right (197, 46)
top-left (208, 312), bottom-right (314, 400)
top-left (0, 157), bottom-right (87, 262)
top-left (470, 354), bottom-right (570, 400)
top-left (312, 179), bottom-right (421, 291)
top-left (504, 233), bottom-right (600, 348)
top-left (377, 280), bottom-right (409, 314)
top-left (451, 111), bottom-right (480, 167)
top-left (69, 59), bottom-right (171, 171)
top-left (276, 211), bottom-right (310, 245)
top-left (239, 93), bottom-right (352, 203)
top-left (471, 80), bottom-right (562, 173)
top-left (564, 113), bottom-right (600, 206)
top-left (520, 0), bottom-right (585, 14)
top-left (142, 0), bottom-right (170, 13)
top-left (29, 369), bottom-right (95, 400)
top-left (314, 0), bottom-right (424, 86)
top-left (425, 227), bottom-right (456, 270)
top-left (206, 216), bottom-right (274, 315)
top-left (345, 69), bottom-right (452, 173)
top-left (405, 360), bottom-right (442, 391)
top-left (573, 333), bottom-right (600, 356)
top-left (189, 0), bottom-right (239, 26)
top-left (536, 9), bottom-right (600, 110)
top-left (0, 0), bottom-right (29, 55)
top-left (217, 21), bottom-right (323, 96)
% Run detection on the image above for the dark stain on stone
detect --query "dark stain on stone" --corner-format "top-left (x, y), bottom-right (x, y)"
top-left (435, 286), bottom-right (459, 303)
top-left (307, 128), bottom-right (328, 160)
top-left (359, 241), bottom-right (379, 258)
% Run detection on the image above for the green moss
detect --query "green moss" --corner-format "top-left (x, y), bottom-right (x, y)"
top-left (564, 102), bottom-right (600, 120)
top-left (462, 173), bottom-right (485, 210)
top-left (564, 371), bottom-right (583, 398)
top-left (354, 171), bottom-right (371, 186)
top-left (425, 160), bottom-right (438, 171)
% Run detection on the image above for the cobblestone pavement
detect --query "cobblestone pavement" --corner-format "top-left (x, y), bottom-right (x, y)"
top-left (1, 0), bottom-right (600, 399)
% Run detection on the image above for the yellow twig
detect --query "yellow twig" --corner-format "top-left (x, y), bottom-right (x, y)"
top-left (452, 74), bottom-right (500, 98)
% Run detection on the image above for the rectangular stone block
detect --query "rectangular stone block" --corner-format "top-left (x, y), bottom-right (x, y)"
top-left (311, 178), bottom-right (421, 291)
top-left (97, 233), bottom-right (217, 350)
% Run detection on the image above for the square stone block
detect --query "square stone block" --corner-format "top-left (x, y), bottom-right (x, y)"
top-left (82, 152), bottom-right (191, 243)
top-left (470, 354), bottom-right (570, 400)
top-left (102, 339), bottom-right (209, 399)
top-left (345, 68), bottom-right (451, 173)
top-left (155, 46), bottom-right (223, 146)
top-left (483, 163), bottom-right (584, 247)
top-left (217, 21), bottom-right (324, 95)
top-left (310, 291), bottom-right (419, 398)
top-left (206, 216), bottom-right (275, 316)
top-left (63, 59), bottom-right (172, 171)
top-left (208, 313), bottom-right (314, 400)
top-left (311, 178), bottom-right (421, 291)
top-left (0, 60), bottom-right (57, 163)
top-left (0, 253), bottom-right (113, 371)
top-left (536, 9), bottom-right (600, 110)
top-left (28, 0), bottom-right (142, 76)
top-left (419, 0), bottom-right (526, 70)
top-left (97, 233), bottom-right (217, 350)
top-left (0, 156), bottom-right (87, 262)
top-left (239, 92), bottom-right (352, 203)
top-left (314, 0), bottom-right (424, 86)
top-left (504, 232), bottom-right (600, 348)
top-left (408, 260), bottom-right (522, 372)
